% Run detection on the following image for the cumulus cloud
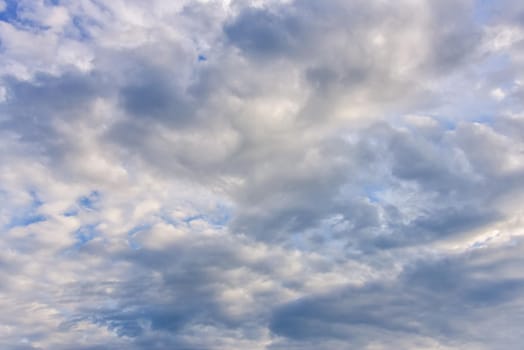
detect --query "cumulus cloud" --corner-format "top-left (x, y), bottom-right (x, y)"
top-left (1, 0), bottom-right (524, 349)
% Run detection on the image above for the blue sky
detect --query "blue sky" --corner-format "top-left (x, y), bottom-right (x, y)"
top-left (1, 0), bottom-right (524, 349)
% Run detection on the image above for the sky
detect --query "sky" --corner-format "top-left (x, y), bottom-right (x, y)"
top-left (1, 0), bottom-right (524, 349)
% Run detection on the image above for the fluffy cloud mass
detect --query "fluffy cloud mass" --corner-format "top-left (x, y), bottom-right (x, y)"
top-left (1, 0), bottom-right (524, 349)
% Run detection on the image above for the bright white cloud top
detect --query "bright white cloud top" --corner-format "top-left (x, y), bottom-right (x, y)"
top-left (1, 0), bottom-right (524, 349)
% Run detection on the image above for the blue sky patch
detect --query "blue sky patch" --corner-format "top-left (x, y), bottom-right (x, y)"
top-left (78, 191), bottom-right (101, 211)
top-left (74, 223), bottom-right (99, 246)
top-left (4, 191), bottom-right (46, 229)
top-left (0, 0), bottom-right (51, 31)
top-left (0, 0), bottom-right (19, 24)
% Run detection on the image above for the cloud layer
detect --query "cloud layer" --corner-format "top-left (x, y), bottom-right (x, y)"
top-left (2, 0), bottom-right (524, 349)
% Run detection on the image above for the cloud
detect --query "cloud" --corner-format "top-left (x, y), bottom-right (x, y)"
top-left (270, 239), bottom-right (524, 349)
top-left (1, 0), bottom-right (524, 349)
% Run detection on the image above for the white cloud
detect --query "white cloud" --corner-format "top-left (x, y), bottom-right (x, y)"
top-left (491, 87), bottom-right (506, 101)
top-left (1, 0), bottom-right (524, 349)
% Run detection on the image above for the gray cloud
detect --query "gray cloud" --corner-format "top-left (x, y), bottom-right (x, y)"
top-left (270, 240), bottom-right (524, 348)
top-left (1, 0), bottom-right (524, 349)
top-left (1, 71), bottom-right (102, 146)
